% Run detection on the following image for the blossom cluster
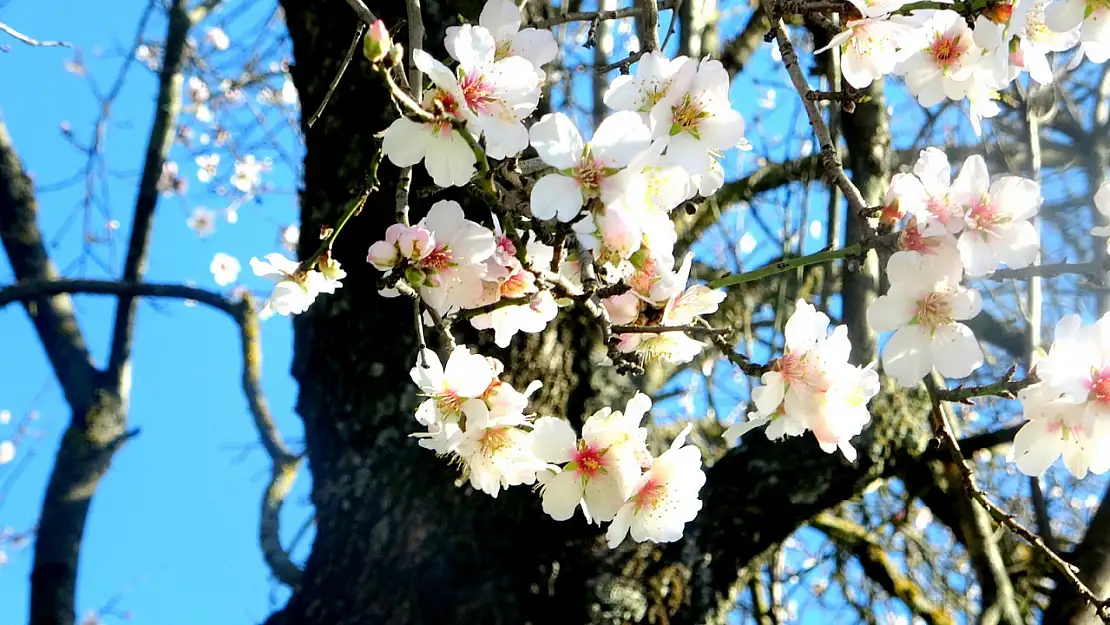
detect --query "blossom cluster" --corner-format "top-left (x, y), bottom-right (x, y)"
top-left (869, 147), bottom-right (1042, 387)
top-left (724, 300), bottom-right (880, 461)
top-left (410, 346), bottom-right (706, 547)
top-left (1011, 313), bottom-right (1110, 478)
top-left (820, 0), bottom-right (1107, 132)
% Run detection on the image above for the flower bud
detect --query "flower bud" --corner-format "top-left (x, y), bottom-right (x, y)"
top-left (367, 240), bottom-right (399, 270)
top-left (405, 266), bottom-right (427, 287)
top-left (387, 43), bottom-right (404, 68)
top-left (398, 225), bottom-right (434, 260)
top-left (363, 20), bottom-right (392, 64)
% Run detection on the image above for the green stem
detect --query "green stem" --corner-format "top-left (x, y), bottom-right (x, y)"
top-left (302, 149), bottom-right (382, 271)
top-left (708, 243), bottom-right (863, 289)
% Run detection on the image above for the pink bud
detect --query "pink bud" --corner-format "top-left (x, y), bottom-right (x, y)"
top-left (398, 226), bottom-right (433, 259)
top-left (363, 20), bottom-right (392, 63)
top-left (385, 222), bottom-right (407, 244)
top-left (366, 240), bottom-right (398, 270)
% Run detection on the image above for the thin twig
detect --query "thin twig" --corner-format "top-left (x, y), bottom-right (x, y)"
top-left (307, 23), bottom-right (366, 129)
top-left (0, 21), bottom-right (71, 48)
top-left (343, 0), bottom-right (379, 25)
top-left (530, 1), bottom-right (676, 29)
top-left (611, 323), bottom-right (732, 335)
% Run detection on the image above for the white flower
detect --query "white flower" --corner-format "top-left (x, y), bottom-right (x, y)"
top-left (1030, 313), bottom-right (1110, 433)
top-left (451, 399), bottom-right (544, 497)
top-left (868, 250), bottom-right (983, 386)
top-left (279, 224), bottom-right (299, 253)
top-left (206, 27), bottom-right (230, 51)
top-left (615, 254), bottom-right (725, 364)
top-left (606, 424), bottom-right (705, 548)
top-left (0, 440), bottom-right (13, 465)
top-left (443, 24), bottom-right (541, 158)
top-left (446, 0), bottom-right (558, 82)
top-left (949, 155), bottom-right (1042, 276)
top-left (848, 0), bottom-right (910, 17)
top-left (897, 11), bottom-right (984, 107)
top-left (196, 153), bottom-right (219, 183)
top-left (411, 200), bottom-right (497, 315)
top-left (816, 17), bottom-right (923, 89)
top-left (532, 393), bottom-right (652, 523)
top-left (231, 155), bottom-right (265, 194)
top-left (410, 346), bottom-right (495, 427)
top-left (649, 57), bottom-right (746, 177)
top-left (381, 50), bottom-right (479, 187)
top-left (187, 207), bottom-right (217, 237)
top-left (1010, 0), bottom-right (1080, 84)
top-left (210, 252), bottom-right (241, 286)
top-left (528, 111), bottom-right (651, 222)
top-left (250, 253), bottom-right (341, 319)
top-left (724, 300), bottom-right (878, 461)
top-left (470, 290), bottom-right (559, 347)
top-left (1012, 385), bottom-right (1098, 478)
top-left (1045, 0), bottom-right (1110, 63)
top-left (603, 51), bottom-right (692, 120)
top-left (188, 76), bottom-right (210, 103)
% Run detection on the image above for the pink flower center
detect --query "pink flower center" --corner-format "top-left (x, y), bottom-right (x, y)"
top-left (575, 153), bottom-right (607, 195)
top-left (967, 194), bottom-right (1008, 236)
top-left (459, 72), bottom-right (496, 113)
top-left (930, 33), bottom-right (967, 70)
top-left (572, 443), bottom-right (607, 478)
top-left (914, 292), bottom-right (954, 329)
top-left (631, 476), bottom-right (666, 512)
top-left (926, 196), bottom-right (955, 225)
top-left (421, 247), bottom-right (454, 271)
top-left (500, 270), bottom-right (534, 298)
top-left (1087, 368), bottom-right (1110, 404)
top-left (496, 235), bottom-right (516, 258)
top-left (435, 390), bottom-right (463, 415)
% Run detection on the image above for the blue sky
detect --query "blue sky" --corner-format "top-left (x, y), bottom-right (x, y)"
top-left (0, 1), bottom-right (307, 622)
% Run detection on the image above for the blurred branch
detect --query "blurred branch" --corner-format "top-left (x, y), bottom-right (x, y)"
top-left (306, 23), bottom-right (366, 129)
top-left (105, 0), bottom-right (192, 389)
top-left (0, 120), bottom-right (98, 409)
top-left (812, 513), bottom-right (954, 625)
top-left (1044, 481), bottom-right (1110, 623)
top-left (530, 1), bottom-right (676, 29)
top-left (0, 21), bottom-right (71, 48)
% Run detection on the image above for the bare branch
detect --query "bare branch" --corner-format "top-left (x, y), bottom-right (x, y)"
top-left (307, 23), bottom-right (367, 129)
top-left (105, 0), bottom-right (193, 389)
top-left (343, 0), bottom-right (379, 25)
top-left (529, 1), bottom-right (676, 30)
top-left (0, 20), bottom-right (71, 48)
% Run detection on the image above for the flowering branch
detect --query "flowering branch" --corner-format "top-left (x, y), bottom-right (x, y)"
top-left (986, 259), bottom-right (1110, 281)
top-left (925, 384), bottom-right (1110, 621)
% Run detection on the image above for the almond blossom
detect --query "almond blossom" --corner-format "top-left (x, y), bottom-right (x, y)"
top-left (949, 155), bottom-right (1041, 276)
top-left (867, 250), bottom-right (983, 386)
top-left (528, 111), bottom-right (651, 222)
top-left (410, 346), bottom-right (495, 427)
top-left (724, 300), bottom-right (879, 461)
top-left (815, 16), bottom-right (923, 89)
top-left (250, 253), bottom-right (344, 319)
top-left (1007, 0), bottom-right (1081, 83)
top-left (898, 11), bottom-right (989, 107)
top-left (532, 393), bottom-right (652, 523)
top-left (450, 399), bottom-right (545, 497)
top-left (1011, 314), bottom-right (1110, 477)
top-left (603, 51), bottom-right (692, 121)
top-left (648, 57), bottom-right (746, 178)
top-left (606, 424), bottom-right (705, 548)
top-left (210, 252), bottom-right (241, 286)
top-left (614, 254), bottom-right (726, 364)
top-left (445, 0), bottom-right (558, 83)
top-left (0, 440), bottom-right (13, 465)
top-left (1045, 0), bottom-right (1110, 62)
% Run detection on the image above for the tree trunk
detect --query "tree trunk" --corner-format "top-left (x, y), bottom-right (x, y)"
top-left (267, 2), bottom-right (934, 623)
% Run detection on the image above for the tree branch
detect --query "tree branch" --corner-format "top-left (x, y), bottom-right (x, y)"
top-left (0, 118), bottom-right (98, 410)
top-left (105, 0), bottom-right (191, 389)
top-left (0, 21), bottom-right (70, 48)
top-left (812, 513), bottom-right (954, 625)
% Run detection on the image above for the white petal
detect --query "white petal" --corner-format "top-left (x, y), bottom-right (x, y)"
top-left (1012, 420), bottom-right (1064, 476)
top-left (541, 468), bottom-right (585, 521)
top-left (382, 118), bottom-right (432, 167)
top-left (531, 417), bottom-right (578, 464)
top-left (583, 474), bottom-right (627, 523)
top-left (931, 323), bottom-right (983, 379)
top-left (882, 325), bottom-right (934, 387)
top-left (444, 347), bottom-right (495, 396)
top-left (606, 504), bottom-right (634, 548)
top-left (480, 0), bottom-right (522, 40)
top-left (867, 294), bottom-right (915, 333)
top-left (951, 155), bottom-right (990, 207)
top-left (530, 174), bottom-right (584, 222)
top-left (592, 111), bottom-right (652, 168)
top-left (529, 112), bottom-right (584, 170)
